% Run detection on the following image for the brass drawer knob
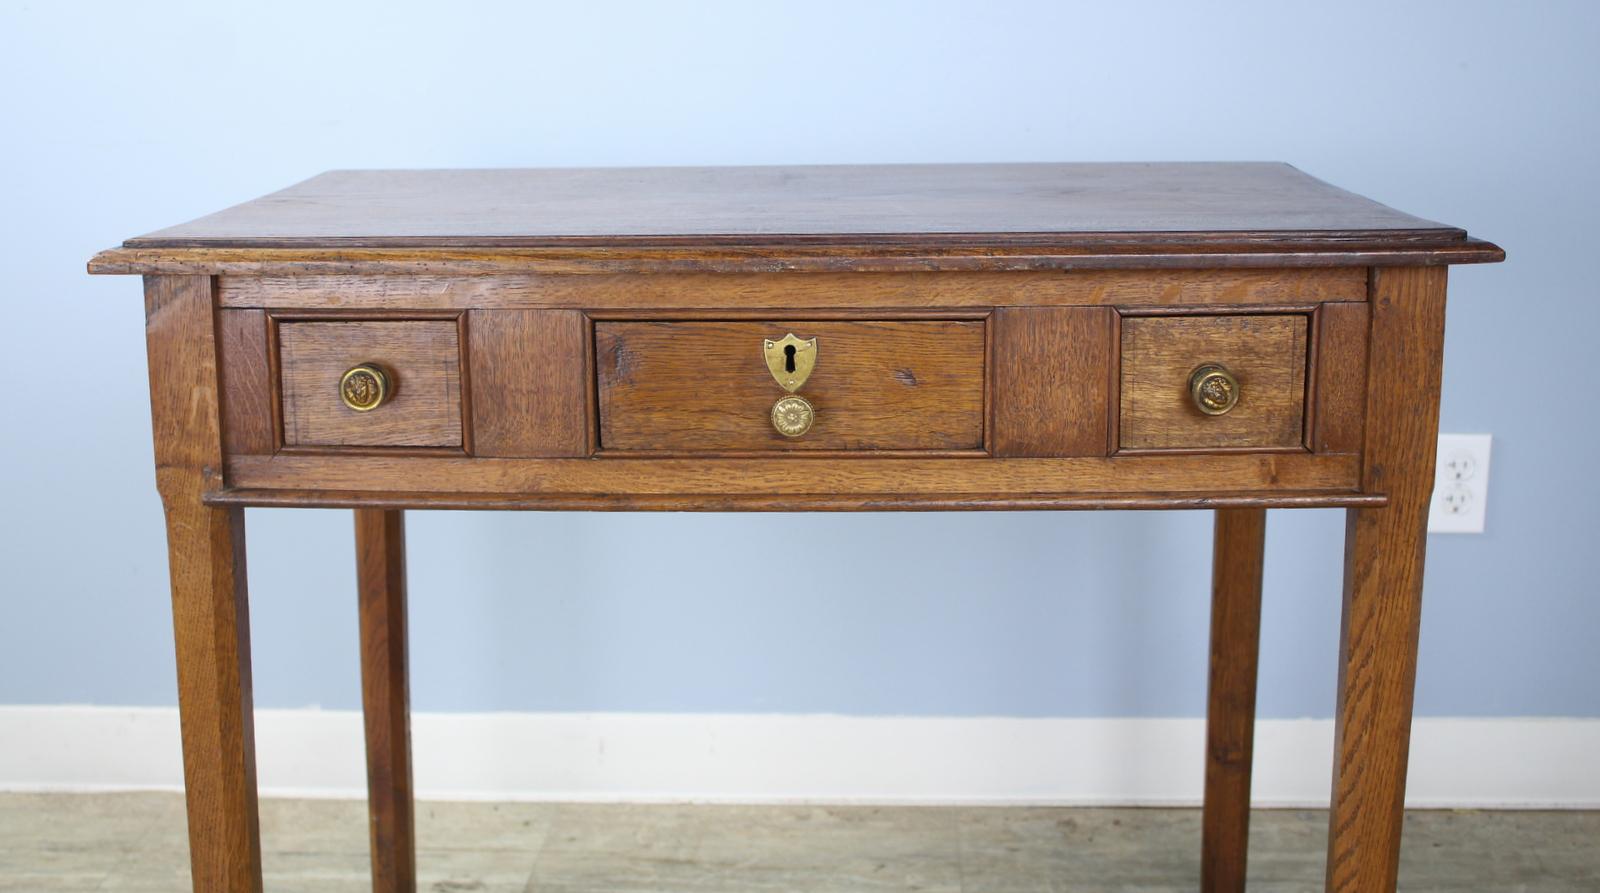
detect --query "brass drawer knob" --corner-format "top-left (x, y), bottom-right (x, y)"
top-left (771, 395), bottom-right (814, 437)
top-left (1189, 363), bottom-right (1239, 416)
top-left (339, 363), bottom-right (391, 412)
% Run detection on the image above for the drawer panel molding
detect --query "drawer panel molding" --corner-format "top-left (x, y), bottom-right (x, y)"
top-left (596, 320), bottom-right (986, 452)
top-left (276, 319), bottom-right (464, 449)
top-left (1119, 314), bottom-right (1309, 452)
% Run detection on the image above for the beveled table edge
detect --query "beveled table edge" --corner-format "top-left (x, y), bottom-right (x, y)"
top-left (87, 239), bottom-right (1505, 276)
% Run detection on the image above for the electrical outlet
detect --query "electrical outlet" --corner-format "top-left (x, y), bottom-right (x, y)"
top-left (1428, 434), bottom-right (1492, 533)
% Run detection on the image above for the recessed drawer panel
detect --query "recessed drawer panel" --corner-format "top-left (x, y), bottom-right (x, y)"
top-left (1119, 314), bottom-right (1308, 451)
top-left (278, 319), bottom-right (463, 448)
top-left (596, 320), bottom-right (985, 452)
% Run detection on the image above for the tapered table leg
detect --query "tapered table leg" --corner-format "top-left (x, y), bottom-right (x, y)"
top-left (356, 509), bottom-right (417, 893)
top-left (145, 275), bottom-right (264, 893)
top-left (1202, 508), bottom-right (1267, 892)
top-left (1326, 266), bottom-right (1448, 892)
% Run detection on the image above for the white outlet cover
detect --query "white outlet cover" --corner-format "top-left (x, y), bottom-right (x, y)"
top-left (1428, 434), bottom-right (1492, 534)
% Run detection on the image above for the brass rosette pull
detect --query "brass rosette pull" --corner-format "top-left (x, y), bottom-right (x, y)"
top-left (770, 395), bottom-right (815, 438)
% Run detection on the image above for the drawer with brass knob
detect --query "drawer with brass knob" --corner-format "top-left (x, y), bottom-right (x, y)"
top-left (276, 319), bottom-right (464, 449)
top-left (594, 320), bottom-right (986, 452)
top-left (1118, 313), bottom-right (1309, 452)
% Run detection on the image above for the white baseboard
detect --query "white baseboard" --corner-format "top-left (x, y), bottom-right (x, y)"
top-left (2, 707), bottom-right (1595, 808)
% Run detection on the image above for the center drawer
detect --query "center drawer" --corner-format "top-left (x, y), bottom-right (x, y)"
top-left (595, 320), bottom-right (986, 452)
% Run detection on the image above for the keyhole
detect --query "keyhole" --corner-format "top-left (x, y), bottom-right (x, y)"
top-left (784, 344), bottom-right (796, 373)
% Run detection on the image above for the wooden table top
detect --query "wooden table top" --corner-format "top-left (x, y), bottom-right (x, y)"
top-left (123, 162), bottom-right (1473, 250)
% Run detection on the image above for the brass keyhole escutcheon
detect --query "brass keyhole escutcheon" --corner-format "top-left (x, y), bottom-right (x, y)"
top-left (1189, 363), bottom-right (1239, 416)
top-left (340, 363), bottom-right (391, 412)
top-left (763, 333), bottom-right (817, 393)
top-left (771, 395), bottom-right (815, 438)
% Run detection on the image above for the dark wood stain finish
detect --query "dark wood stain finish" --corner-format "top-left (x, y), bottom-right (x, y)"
top-left (220, 451), bottom-right (1363, 496)
top-left (355, 509), bottom-right (416, 893)
top-left (90, 240), bottom-right (1505, 276)
top-left (217, 268), bottom-right (1369, 310)
top-left (1119, 314), bottom-right (1309, 451)
top-left (467, 309), bottom-right (590, 457)
top-left (595, 320), bottom-right (986, 452)
top-left (120, 164), bottom-right (1466, 249)
top-left (207, 488), bottom-right (1389, 513)
top-left (991, 307), bottom-right (1114, 457)
top-left (89, 166), bottom-right (1504, 275)
top-left (1313, 303), bottom-right (1371, 454)
top-left (1202, 508), bottom-right (1268, 893)
top-left (92, 164), bottom-right (1502, 893)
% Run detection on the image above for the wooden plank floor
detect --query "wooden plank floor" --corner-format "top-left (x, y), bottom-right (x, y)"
top-left (1, 793), bottom-right (1595, 891)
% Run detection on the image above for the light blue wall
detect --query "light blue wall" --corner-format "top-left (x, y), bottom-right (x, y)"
top-left (2, 0), bottom-right (1595, 718)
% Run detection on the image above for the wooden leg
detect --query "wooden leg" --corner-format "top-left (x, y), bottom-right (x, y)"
top-left (1202, 508), bottom-right (1266, 893)
top-left (1326, 267), bottom-right (1448, 892)
top-left (145, 275), bottom-right (264, 892)
top-left (356, 509), bottom-right (417, 893)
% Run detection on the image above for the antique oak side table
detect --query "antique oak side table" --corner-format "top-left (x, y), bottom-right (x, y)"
top-left (89, 163), bottom-right (1503, 893)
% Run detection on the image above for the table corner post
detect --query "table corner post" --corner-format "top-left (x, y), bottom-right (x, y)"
top-left (1326, 265), bottom-right (1448, 892)
top-left (143, 274), bottom-right (265, 893)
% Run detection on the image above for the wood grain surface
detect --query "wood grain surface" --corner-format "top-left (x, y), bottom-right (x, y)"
top-left (217, 309), bottom-right (273, 455)
top-left (120, 164), bottom-right (1462, 248)
top-left (1312, 303), bottom-right (1371, 454)
top-left (1119, 314), bottom-right (1309, 451)
top-left (354, 510), bottom-right (416, 893)
top-left (467, 310), bottom-right (590, 457)
top-left (88, 165), bottom-right (1503, 275)
top-left (90, 240), bottom-right (1507, 276)
top-left (223, 451), bottom-right (1360, 496)
top-left (207, 488), bottom-right (1386, 513)
top-left (1202, 508), bottom-right (1268, 893)
top-left (216, 268), bottom-right (1369, 310)
top-left (596, 320), bottom-right (985, 452)
top-left (991, 307), bottom-right (1114, 457)
top-left (144, 275), bottom-right (264, 893)
top-left (1325, 267), bottom-right (1449, 893)
top-left (277, 320), bottom-right (463, 448)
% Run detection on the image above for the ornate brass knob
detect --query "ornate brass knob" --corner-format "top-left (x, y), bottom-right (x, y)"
top-left (1189, 364), bottom-right (1239, 416)
top-left (339, 363), bottom-right (391, 412)
top-left (771, 395), bottom-right (814, 437)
